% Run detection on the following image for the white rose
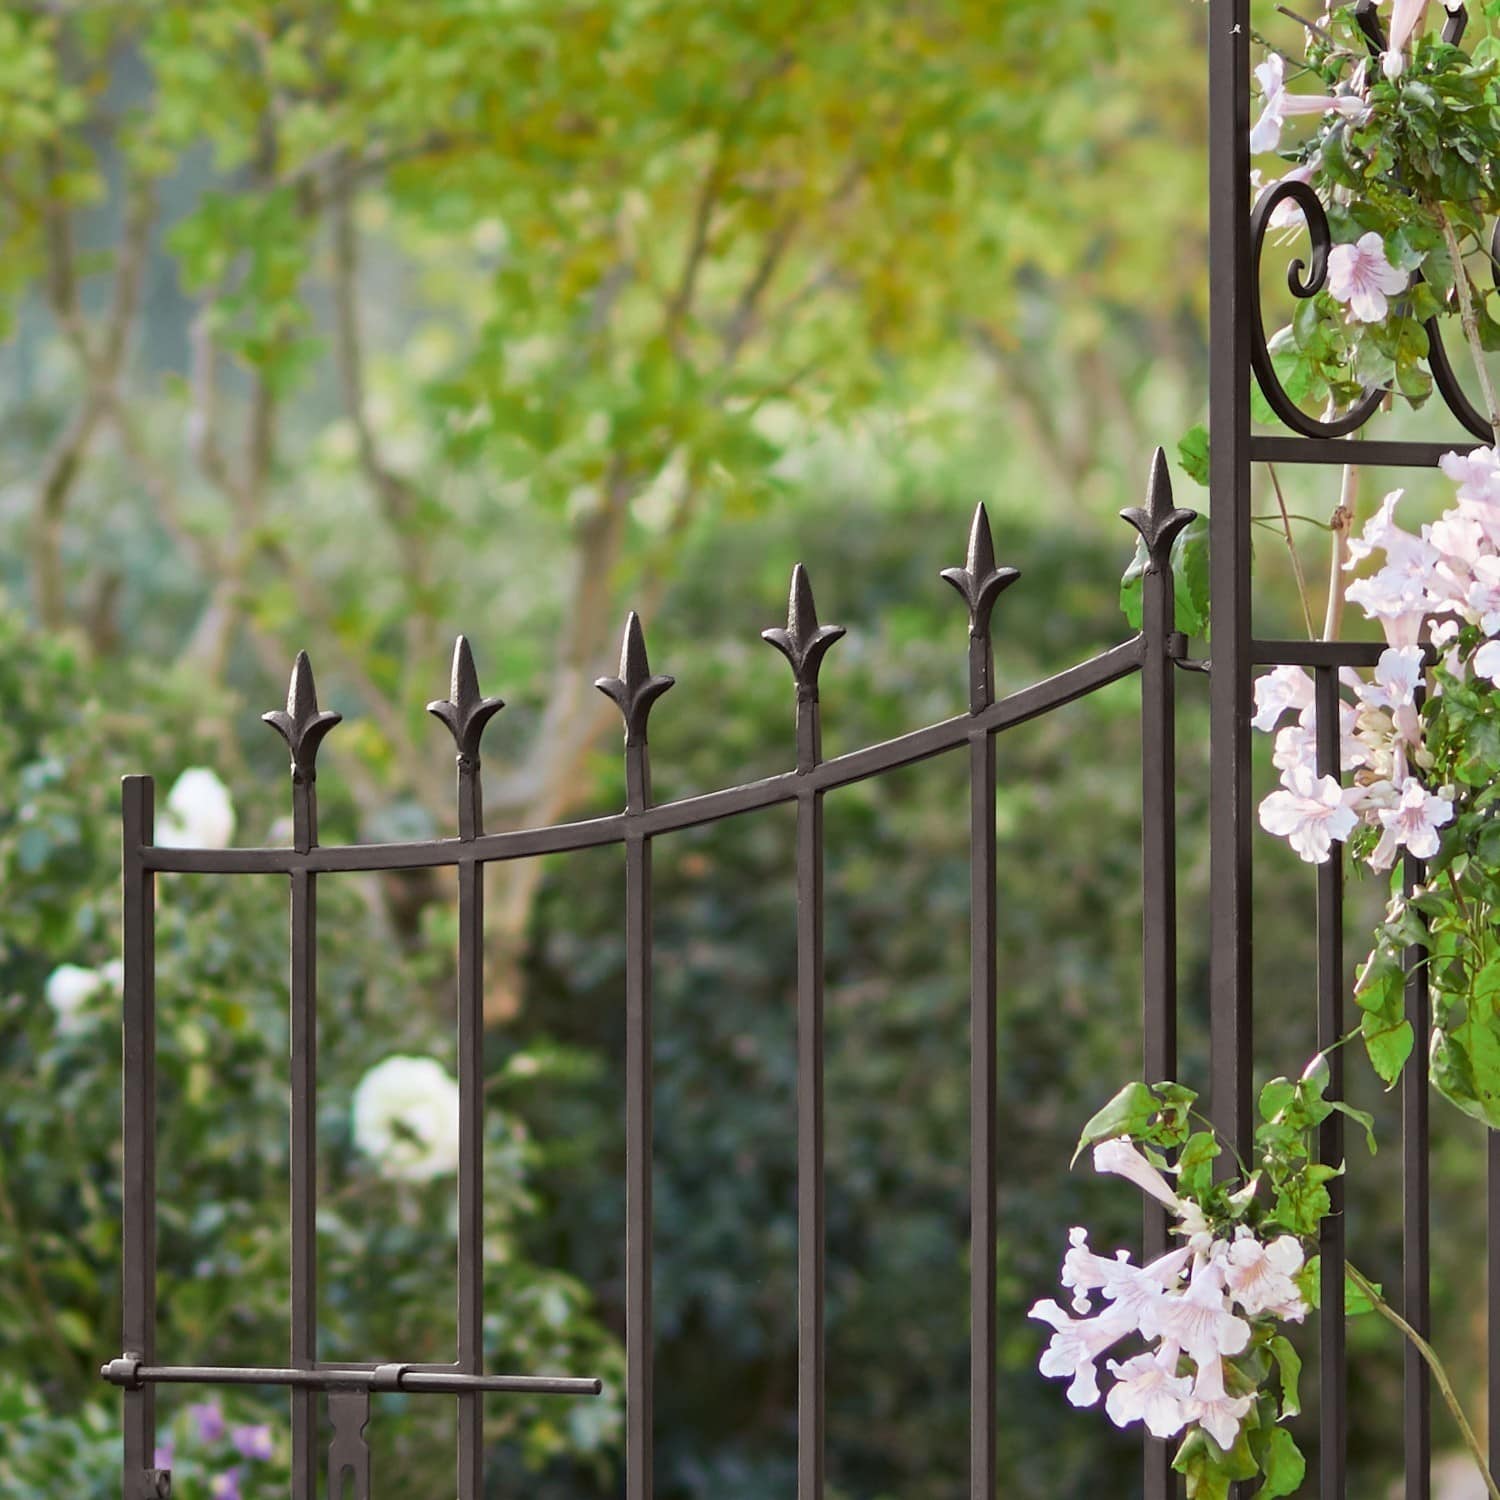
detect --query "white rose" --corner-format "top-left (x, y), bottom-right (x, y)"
top-left (45, 964), bottom-right (106, 1035)
top-left (157, 768), bottom-right (236, 850)
top-left (351, 1055), bottom-right (462, 1181)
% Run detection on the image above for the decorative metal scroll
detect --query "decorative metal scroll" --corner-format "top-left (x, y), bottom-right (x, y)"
top-left (1251, 0), bottom-right (1496, 444)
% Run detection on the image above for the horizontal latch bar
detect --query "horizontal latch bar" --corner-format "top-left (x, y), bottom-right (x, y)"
top-left (101, 1358), bottom-right (600, 1397)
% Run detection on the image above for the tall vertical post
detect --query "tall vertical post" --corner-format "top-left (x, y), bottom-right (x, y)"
top-left (429, 636), bottom-right (505, 1500)
top-left (1208, 0), bottom-right (1255, 1160)
top-left (121, 776), bottom-right (163, 1500)
top-left (597, 615), bottom-right (674, 1500)
top-left (1403, 852), bottom-right (1431, 1500)
top-left (1315, 668), bottom-right (1347, 1500)
top-left (764, 567), bottom-right (845, 1500)
top-left (941, 514), bottom-right (1018, 1500)
top-left (1123, 454), bottom-right (1193, 1500)
top-left (263, 653), bottom-right (341, 1500)
top-left (965, 592), bottom-right (998, 1500)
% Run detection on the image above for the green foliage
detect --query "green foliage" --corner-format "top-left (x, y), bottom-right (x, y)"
top-left (1253, 12), bottom-right (1500, 428)
top-left (1118, 513), bottom-right (1211, 637)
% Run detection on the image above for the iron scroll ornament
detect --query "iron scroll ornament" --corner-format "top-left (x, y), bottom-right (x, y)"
top-left (1248, 177), bottom-right (1385, 439)
top-left (1251, 176), bottom-right (1498, 443)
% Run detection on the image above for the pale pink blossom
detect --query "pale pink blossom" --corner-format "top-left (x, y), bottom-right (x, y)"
top-left (1029, 1298), bottom-right (1136, 1407)
top-left (1326, 232), bottom-right (1407, 323)
top-left (1152, 1258), bottom-right (1251, 1366)
top-left (1474, 638), bottom-right (1500, 683)
top-left (1252, 664), bottom-right (1315, 732)
top-left (1222, 1230), bottom-right (1308, 1319)
top-left (1104, 1345), bottom-right (1194, 1439)
top-left (1259, 765), bottom-right (1359, 863)
top-left (1372, 776), bottom-right (1453, 868)
top-left (1186, 1355), bottom-right (1255, 1451)
top-left (1092, 1139), bottom-right (1186, 1215)
top-left (1382, 0), bottom-right (1427, 78)
top-left (1251, 53), bottom-right (1370, 154)
top-left (1368, 646), bottom-right (1424, 709)
top-left (1272, 722), bottom-right (1317, 779)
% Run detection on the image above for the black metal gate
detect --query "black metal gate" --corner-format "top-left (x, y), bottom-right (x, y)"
top-left (103, 1), bottom-right (1500, 1496)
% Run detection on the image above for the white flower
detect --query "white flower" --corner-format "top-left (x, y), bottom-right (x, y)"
top-left (1372, 776), bottom-right (1453, 867)
top-left (1440, 446), bottom-right (1500, 505)
top-left (351, 1055), bottom-right (462, 1181)
top-left (1327, 232), bottom-right (1407, 323)
top-left (1092, 1139), bottom-right (1186, 1215)
top-left (1222, 1229), bottom-right (1307, 1319)
top-left (44, 963), bottom-right (106, 1036)
top-left (1259, 765), bottom-right (1358, 863)
top-left (1474, 638), bottom-right (1500, 684)
top-left (1104, 1345), bottom-right (1194, 1439)
top-left (1366, 646), bottom-right (1425, 710)
top-left (1029, 1298), bottom-right (1135, 1408)
top-left (1153, 1257), bottom-right (1251, 1367)
top-left (1251, 53), bottom-right (1369, 154)
top-left (1383, 0), bottom-right (1426, 78)
top-left (1062, 1227), bottom-right (1194, 1326)
top-left (1186, 1354), bottom-right (1255, 1451)
top-left (1251, 665), bottom-right (1315, 732)
top-left (1252, 161), bottom-right (1317, 230)
top-left (1272, 722), bottom-right (1317, 779)
top-left (157, 768), bottom-right (236, 850)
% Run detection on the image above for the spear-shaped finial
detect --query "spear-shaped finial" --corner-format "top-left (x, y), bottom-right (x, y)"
top-left (761, 563), bottom-right (845, 697)
top-left (1119, 448), bottom-right (1196, 569)
top-left (940, 503), bottom-right (1020, 638)
top-left (595, 612), bottom-right (675, 747)
top-left (427, 635), bottom-right (506, 766)
top-left (261, 651), bottom-right (342, 783)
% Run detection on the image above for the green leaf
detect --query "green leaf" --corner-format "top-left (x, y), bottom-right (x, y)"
top-left (1178, 423), bottom-right (1210, 486)
top-left (1255, 1427), bottom-right (1306, 1498)
top-left (1267, 1335), bottom-right (1302, 1419)
top-left (1172, 516), bottom-right (1211, 639)
top-left (1073, 1080), bottom-right (1157, 1165)
top-left (1120, 536), bottom-right (1148, 632)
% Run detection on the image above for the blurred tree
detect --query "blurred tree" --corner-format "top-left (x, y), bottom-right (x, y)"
top-left (0, 0), bottom-right (1207, 1015)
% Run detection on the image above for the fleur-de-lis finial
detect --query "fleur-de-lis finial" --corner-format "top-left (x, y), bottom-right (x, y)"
top-left (761, 564), bottom-right (845, 695)
top-left (940, 502), bottom-right (1020, 638)
top-left (262, 651), bottom-right (342, 783)
top-left (1120, 448), bottom-right (1196, 569)
top-left (595, 612), bottom-right (675, 746)
top-left (427, 635), bottom-right (505, 766)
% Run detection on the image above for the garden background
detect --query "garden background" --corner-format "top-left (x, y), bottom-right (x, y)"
top-left (0, 2), bottom-right (1489, 1496)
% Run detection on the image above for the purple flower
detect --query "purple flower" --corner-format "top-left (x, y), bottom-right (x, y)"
top-left (231, 1424), bottom-right (274, 1461)
top-left (153, 1442), bottom-right (174, 1471)
top-left (209, 1469), bottom-right (242, 1500)
top-left (189, 1401), bottom-right (225, 1444)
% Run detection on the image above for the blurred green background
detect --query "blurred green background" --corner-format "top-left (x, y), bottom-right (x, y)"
top-left (0, 2), bottom-right (1491, 1496)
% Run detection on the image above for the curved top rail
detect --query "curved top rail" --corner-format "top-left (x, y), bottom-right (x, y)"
top-left (140, 636), bottom-right (1144, 876)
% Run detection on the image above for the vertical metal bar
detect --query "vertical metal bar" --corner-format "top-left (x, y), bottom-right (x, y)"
top-left (456, 769), bottom-right (484, 1500)
top-left (1403, 851), bottom-right (1431, 1500)
top-left (1131, 454), bottom-right (1186, 1500)
top-left (290, 776), bottom-right (319, 1500)
top-left (966, 626), bottom-right (996, 1500)
top-left (1314, 668), bottom-right (1346, 1500)
top-left (1208, 0), bottom-right (1254, 1161)
top-left (121, 776), bottom-right (162, 1500)
top-left (595, 614), bottom-right (672, 1500)
top-left (427, 633), bottom-right (506, 1500)
top-left (625, 740), bottom-right (655, 1500)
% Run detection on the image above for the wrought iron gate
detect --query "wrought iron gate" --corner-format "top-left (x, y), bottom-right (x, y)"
top-left (103, 0), bottom-right (1500, 1496)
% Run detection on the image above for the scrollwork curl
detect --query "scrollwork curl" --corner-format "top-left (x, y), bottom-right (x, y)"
top-left (1250, 178), bottom-right (1385, 438)
top-left (1421, 219), bottom-right (1500, 443)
